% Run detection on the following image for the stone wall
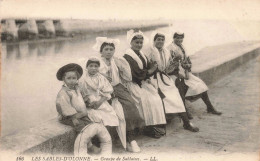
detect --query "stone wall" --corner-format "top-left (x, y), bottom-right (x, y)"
top-left (0, 42), bottom-right (259, 155)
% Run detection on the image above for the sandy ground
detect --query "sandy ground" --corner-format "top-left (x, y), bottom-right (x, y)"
top-left (111, 56), bottom-right (259, 160)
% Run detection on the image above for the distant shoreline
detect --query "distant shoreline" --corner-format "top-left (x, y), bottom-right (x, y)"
top-left (1, 23), bottom-right (169, 45)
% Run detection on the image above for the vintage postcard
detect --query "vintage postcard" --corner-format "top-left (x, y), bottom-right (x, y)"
top-left (0, 0), bottom-right (259, 161)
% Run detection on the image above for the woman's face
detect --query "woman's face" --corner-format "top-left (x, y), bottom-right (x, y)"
top-left (63, 71), bottom-right (78, 88)
top-left (154, 36), bottom-right (165, 49)
top-left (174, 37), bottom-right (184, 46)
top-left (101, 45), bottom-right (115, 59)
top-left (87, 63), bottom-right (99, 75)
top-left (131, 38), bottom-right (143, 51)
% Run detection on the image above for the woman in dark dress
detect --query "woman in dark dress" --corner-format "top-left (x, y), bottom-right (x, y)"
top-left (123, 30), bottom-right (168, 139)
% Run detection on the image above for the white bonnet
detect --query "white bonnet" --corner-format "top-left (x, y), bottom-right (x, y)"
top-left (92, 37), bottom-right (120, 52)
top-left (126, 29), bottom-right (148, 46)
top-left (150, 30), bottom-right (167, 47)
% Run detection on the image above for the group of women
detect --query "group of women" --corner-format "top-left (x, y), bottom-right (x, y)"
top-left (56, 29), bottom-right (222, 154)
top-left (94, 29), bottom-right (220, 151)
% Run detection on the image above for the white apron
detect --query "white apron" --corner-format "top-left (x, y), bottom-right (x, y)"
top-left (124, 49), bottom-right (166, 126)
top-left (79, 73), bottom-right (119, 127)
top-left (167, 43), bottom-right (208, 97)
top-left (147, 47), bottom-right (186, 113)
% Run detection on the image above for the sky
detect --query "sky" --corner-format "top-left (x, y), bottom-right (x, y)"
top-left (0, 0), bottom-right (260, 20)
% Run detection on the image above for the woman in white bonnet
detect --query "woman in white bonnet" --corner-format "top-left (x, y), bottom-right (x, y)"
top-left (93, 37), bottom-right (144, 152)
top-left (167, 32), bottom-right (222, 116)
top-left (123, 29), bottom-right (166, 139)
top-left (146, 30), bottom-right (199, 132)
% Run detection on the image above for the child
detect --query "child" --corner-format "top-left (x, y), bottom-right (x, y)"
top-left (56, 63), bottom-right (92, 132)
top-left (56, 63), bottom-right (103, 153)
top-left (79, 57), bottom-right (119, 127)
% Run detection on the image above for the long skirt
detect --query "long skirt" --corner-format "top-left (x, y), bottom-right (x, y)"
top-left (125, 80), bottom-right (166, 126)
top-left (179, 68), bottom-right (208, 97)
top-left (113, 83), bottom-right (144, 131)
top-left (87, 100), bottom-right (119, 127)
top-left (151, 73), bottom-right (186, 114)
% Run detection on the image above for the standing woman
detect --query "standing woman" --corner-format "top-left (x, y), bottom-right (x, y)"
top-left (147, 31), bottom-right (199, 132)
top-left (167, 32), bottom-right (222, 116)
top-left (93, 37), bottom-right (144, 152)
top-left (123, 30), bottom-right (166, 138)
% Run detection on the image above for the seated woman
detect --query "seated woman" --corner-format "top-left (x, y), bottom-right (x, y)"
top-left (147, 30), bottom-right (199, 132)
top-left (123, 29), bottom-right (166, 138)
top-left (79, 57), bottom-right (119, 127)
top-left (93, 37), bottom-right (144, 152)
top-left (167, 32), bottom-right (222, 116)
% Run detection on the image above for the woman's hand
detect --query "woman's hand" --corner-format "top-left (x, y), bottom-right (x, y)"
top-left (85, 100), bottom-right (95, 109)
top-left (174, 53), bottom-right (182, 61)
top-left (181, 61), bottom-right (192, 71)
top-left (93, 101), bottom-right (103, 109)
top-left (148, 62), bottom-right (158, 75)
top-left (92, 97), bottom-right (107, 109)
top-left (171, 50), bottom-right (182, 61)
top-left (87, 102), bottom-right (96, 109)
top-left (184, 70), bottom-right (190, 80)
top-left (87, 101), bottom-right (99, 109)
top-left (177, 73), bottom-right (185, 79)
top-left (171, 61), bottom-right (180, 68)
top-left (106, 76), bottom-right (112, 82)
top-left (73, 111), bottom-right (88, 119)
top-left (72, 118), bottom-right (80, 126)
